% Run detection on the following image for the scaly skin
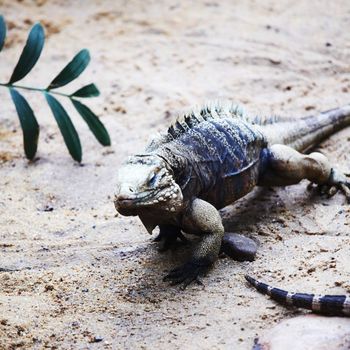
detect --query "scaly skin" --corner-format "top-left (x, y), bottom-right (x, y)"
top-left (114, 102), bottom-right (350, 312)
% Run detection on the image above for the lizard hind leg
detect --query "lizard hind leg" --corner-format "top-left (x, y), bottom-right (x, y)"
top-left (259, 144), bottom-right (350, 202)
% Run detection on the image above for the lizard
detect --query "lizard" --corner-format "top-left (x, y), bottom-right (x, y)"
top-left (114, 102), bottom-right (350, 315)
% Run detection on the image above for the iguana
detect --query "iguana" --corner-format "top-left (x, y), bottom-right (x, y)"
top-left (114, 102), bottom-right (350, 315)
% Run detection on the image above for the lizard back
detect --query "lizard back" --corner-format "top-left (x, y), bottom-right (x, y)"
top-left (153, 104), bottom-right (267, 209)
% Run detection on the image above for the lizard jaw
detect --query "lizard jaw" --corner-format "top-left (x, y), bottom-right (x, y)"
top-left (114, 184), bottom-right (183, 211)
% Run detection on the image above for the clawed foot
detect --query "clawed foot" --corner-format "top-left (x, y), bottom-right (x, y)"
top-left (308, 169), bottom-right (350, 202)
top-left (317, 183), bottom-right (350, 200)
top-left (163, 259), bottom-right (210, 289)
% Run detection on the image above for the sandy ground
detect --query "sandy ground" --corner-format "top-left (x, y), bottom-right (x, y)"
top-left (0, 0), bottom-right (350, 349)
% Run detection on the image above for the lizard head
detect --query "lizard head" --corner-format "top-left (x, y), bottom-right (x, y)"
top-left (114, 154), bottom-right (183, 215)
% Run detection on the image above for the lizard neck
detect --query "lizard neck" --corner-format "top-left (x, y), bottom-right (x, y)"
top-left (154, 145), bottom-right (189, 182)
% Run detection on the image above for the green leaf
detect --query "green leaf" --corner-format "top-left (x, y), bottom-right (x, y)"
top-left (45, 93), bottom-right (82, 162)
top-left (48, 49), bottom-right (90, 89)
top-left (10, 88), bottom-right (39, 160)
top-left (9, 23), bottom-right (45, 84)
top-left (72, 99), bottom-right (111, 146)
top-left (0, 15), bottom-right (6, 52)
top-left (71, 83), bottom-right (100, 98)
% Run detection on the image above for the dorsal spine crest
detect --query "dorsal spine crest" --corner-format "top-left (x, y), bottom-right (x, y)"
top-left (165, 102), bottom-right (244, 142)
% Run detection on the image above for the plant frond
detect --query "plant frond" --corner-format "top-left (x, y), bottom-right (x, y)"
top-left (0, 18), bottom-right (109, 162)
top-left (0, 15), bottom-right (6, 52)
top-left (71, 83), bottom-right (100, 98)
top-left (10, 88), bottom-right (39, 160)
top-left (45, 93), bottom-right (82, 162)
top-left (72, 99), bottom-right (110, 146)
top-left (48, 49), bottom-right (90, 89)
top-left (9, 23), bottom-right (44, 84)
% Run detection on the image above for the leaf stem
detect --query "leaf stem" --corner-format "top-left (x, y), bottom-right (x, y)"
top-left (0, 82), bottom-right (71, 98)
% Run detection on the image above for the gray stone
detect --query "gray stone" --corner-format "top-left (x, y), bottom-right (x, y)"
top-left (255, 315), bottom-right (350, 350)
top-left (221, 232), bottom-right (258, 261)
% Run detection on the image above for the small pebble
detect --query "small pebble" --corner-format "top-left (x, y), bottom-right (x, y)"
top-left (89, 336), bottom-right (103, 343)
top-left (44, 284), bottom-right (54, 292)
top-left (221, 232), bottom-right (258, 261)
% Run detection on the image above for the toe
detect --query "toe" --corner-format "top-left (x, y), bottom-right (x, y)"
top-left (181, 277), bottom-right (197, 290)
top-left (327, 186), bottom-right (338, 197)
top-left (163, 269), bottom-right (182, 281)
top-left (340, 183), bottom-right (350, 202)
top-left (163, 260), bottom-right (209, 288)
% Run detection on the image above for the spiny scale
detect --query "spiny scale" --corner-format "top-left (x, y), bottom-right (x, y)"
top-left (166, 102), bottom-right (243, 142)
top-left (165, 102), bottom-right (288, 143)
top-left (245, 275), bottom-right (350, 316)
top-left (249, 114), bottom-right (282, 125)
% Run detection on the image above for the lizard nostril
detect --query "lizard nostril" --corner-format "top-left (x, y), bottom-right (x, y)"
top-left (129, 187), bottom-right (134, 193)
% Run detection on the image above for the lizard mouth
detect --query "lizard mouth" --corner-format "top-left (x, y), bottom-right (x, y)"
top-left (115, 198), bottom-right (135, 208)
top-left (114, 189), bottom-right (166, 209)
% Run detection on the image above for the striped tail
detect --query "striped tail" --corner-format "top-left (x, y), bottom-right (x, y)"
top-left (245, 275), bottom-right (350, 317)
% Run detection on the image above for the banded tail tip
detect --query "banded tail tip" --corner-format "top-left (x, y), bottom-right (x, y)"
top-left (245, 275), bottom-right (350, 316)
top-left (245, 274), bottom-right (258, 286)
top-left (245, 275), bottom-right (275, 296)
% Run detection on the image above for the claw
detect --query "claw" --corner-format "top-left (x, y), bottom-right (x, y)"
top-left (314, 168), bottom-right (350, 202)
top-left (163, 268), bottom-right (182, 281)
top-left (327, 186), bottom-right (338, 197)
top-left (339, 183), bottom-right (350, 201)
top-left (163, 260), bottom-right (210, 288)
top-left (181, 275), bottom-right (199, 290)
top-left (195, 277), bottom-right (204, 286)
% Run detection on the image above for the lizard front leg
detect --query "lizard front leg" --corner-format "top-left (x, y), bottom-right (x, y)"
top-left (163, 198), bottom-right (224, 288)
top-left (154, 225), bottom-right (188, 252)
top-left (259, 144), bottom-right (350, 200)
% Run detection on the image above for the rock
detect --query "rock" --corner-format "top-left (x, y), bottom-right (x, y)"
top-left (89, 336), bottom-right (103, 343)
top-left (255, 315), bottom-right (350, 350)
top-left (71, 321), bottom-right (79, 328)
top-left (44, 284), bottom-right (54, 292)
top-left (221, 232), bottom-right (257, 261)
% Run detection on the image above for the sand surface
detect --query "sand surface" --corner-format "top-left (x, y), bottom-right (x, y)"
top-left (0, 0), bottom-right (350, 349)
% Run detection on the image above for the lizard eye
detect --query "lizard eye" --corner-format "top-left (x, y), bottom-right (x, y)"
top-left (148, 173), bottom-right (157, 186)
